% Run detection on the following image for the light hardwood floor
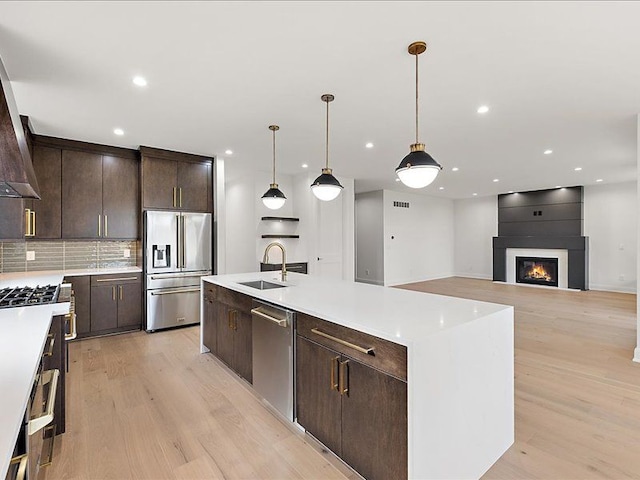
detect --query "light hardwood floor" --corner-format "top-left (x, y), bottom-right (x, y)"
top-left (47, 278), bottom-right (640, 479)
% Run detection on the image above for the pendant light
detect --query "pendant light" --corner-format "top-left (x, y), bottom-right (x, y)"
top-left (395, 41), bottom-right (442, 188)
top-left (261, 125), bottom-right (287, 210)
top-left (311, 94), bottom-right (343, 201)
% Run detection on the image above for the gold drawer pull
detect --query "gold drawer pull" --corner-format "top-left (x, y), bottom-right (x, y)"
top-left (65, 313), bottom-right (77, 341)
top-left (9, 454), bottom-right (27, 480)
top-left (43, 334), bottom-right (55, 357)
top-left (28, 369), bottom-right (59, 435)
top-left (339, 359), bottom-right (349, 395)
top-left (330, 356), bottom-right (339, 391)
top-left (95, 276), bottom-right (138, 283)
top-left (311, 328), bottom-right (375, 355)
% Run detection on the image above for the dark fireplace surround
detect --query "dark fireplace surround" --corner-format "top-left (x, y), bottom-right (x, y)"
top-left (493, 187), bottom-right (589, 291)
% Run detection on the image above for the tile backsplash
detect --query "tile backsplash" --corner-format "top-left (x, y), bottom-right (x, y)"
top-left (0, 240), bottom-right (139, 273)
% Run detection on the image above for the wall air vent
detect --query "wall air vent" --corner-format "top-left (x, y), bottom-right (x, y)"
top-left (393, 201), bottom-right (410, 208)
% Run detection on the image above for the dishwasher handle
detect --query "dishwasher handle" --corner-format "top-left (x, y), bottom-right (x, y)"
top-left (251, 306), bottom-right (288, 327)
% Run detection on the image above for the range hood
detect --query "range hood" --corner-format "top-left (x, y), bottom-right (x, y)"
top-left (0, 54), bottom-right (39, 198)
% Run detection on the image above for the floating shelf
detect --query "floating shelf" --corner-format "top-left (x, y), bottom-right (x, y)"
top-left (261, 234), bottom-right (300, 239)
top-left (261, 216), bottom-right (300, 222)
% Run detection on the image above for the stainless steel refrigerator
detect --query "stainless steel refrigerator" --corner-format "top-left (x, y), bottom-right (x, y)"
top-left (144, 211), bottom-right (212, 331)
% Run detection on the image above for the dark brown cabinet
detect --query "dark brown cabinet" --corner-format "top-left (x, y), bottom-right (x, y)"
top-left (141, 147), bottom-right (212, 212)
top-left (42, 314), bottom-right (68, 436)
top-left (90, 274), bottom-right (142, 334)
top-left (64, 275), bottom-right (91, 337)
top-left (25, 145), bottom-right (62, 239)
top-left (201, 283), bottom-right (252, 383)
top-left (62, 151), bottom-right (139, 239)
top-left (296, 314), bottom-right (408, 480)
top-left (0, 197), bottom-right (25, 239)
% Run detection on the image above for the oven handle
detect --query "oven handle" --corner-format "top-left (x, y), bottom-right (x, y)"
top-left (28, 369), bottom-right (59, 436)
top-left (8, 454), bottom-right (27, 480)
top-left (150, 288), bottom-right (200, 296)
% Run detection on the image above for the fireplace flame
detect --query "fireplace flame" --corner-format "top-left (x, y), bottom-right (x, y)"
top-left (526, 264), bottom-right (552, 282)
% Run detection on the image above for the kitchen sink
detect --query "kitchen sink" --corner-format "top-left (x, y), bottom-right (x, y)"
top-left (238, 280), bottom-right (287, 290)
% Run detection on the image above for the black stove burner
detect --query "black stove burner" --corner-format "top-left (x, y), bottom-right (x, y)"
top-left (0, 284), bottom-right (60, 309)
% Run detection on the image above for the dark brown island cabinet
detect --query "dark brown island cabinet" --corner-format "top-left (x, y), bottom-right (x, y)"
top-left (296, 313), bottom-right (408, 480)
top-left (140, 146), bottom-right (213, 212)
top-left (64, 273), bottom-right (142, 339)
top-left (203, 283), bottom-right (253, 383)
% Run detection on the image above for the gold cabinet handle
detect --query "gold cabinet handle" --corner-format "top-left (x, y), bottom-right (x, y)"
top-left (119, 285), bottom-right (123, 300)
top-left (96, 277), bottom-right (138, 283)
top-left (9, 454), bottom-right (27, 480)
top-left (98, 214), bottom-right (102, 237)
top-left (179, 187), bottom-right (183, 207)
top-left (24, 208), bottom-right (33, 237)
top-left (330, 356), bottom-right (339, 391)
top-left (311, 328), bottom-right (375, 355)
top-left (112, 286), bottom-right (116, 301)
top-left (339, 360), bottom-right (349, 396)
top-left (30, 210), bottom-right (36, 237)
top-left (65, 313), bottom-right (77, 341)
top-left (28, 369), bottom-right (59, 435)
top-left (104, 214), bottom-right (108, 237)
top-left (43, 334), bottom-right (55, 357)
top-left (228, 309), bottom-right (234, 329)
top-left (173, 187), bottom-right (177, 207)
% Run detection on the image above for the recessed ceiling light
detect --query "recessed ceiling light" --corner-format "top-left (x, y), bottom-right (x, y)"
top-left (477, 105), bottom-right (489, 114)
top-left (451, 167), bottom-right (459, 172)
top-left (438, 187), bottom-right (444, 190)
top-left (555, 185), bottom-right (562, 188)
top-left (493, 178), bottom-right (499, 182)
top-left (544, 149), bottom-right (553, 155)
top-left (472, 193), bottom-right (478, 196)
top-left (225, 149), bottom-right (233, 155)
top-left (365, 142), bottom-right (374, 149)
top-left (113, 128), bottom-right (124, 136)
top-left (574, 167), bottom-right (582, 171)
top-left (596, 178), bottom-right (603, 182)
top-left (132, 76), bottom-right (147, 87)
top-left (302, 164), bottom-right (308, 169)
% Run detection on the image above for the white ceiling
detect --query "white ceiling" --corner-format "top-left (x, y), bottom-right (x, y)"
top-left (0, 1), bottom-right (638, 198)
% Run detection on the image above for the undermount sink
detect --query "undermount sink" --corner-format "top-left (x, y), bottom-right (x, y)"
top-left (238, 280), bottom-right (287, 290)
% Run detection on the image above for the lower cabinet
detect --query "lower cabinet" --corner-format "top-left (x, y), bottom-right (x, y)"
top-left (296, 314), bottom-right (408, 480)
top-left (64, 273), bottom-right (142, 339)
top-left (202, 283), bottom-right (253, 383)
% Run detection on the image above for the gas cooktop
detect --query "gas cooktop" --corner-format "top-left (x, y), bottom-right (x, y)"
top-left (0, 285), bottom-right (60, 309)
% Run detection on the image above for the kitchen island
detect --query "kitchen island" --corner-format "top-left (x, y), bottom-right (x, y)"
top-left (201, 271), bottom-right (514, 480)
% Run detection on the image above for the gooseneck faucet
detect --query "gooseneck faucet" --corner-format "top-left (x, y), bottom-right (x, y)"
top-left (263, 242), bottom-right (287, 281)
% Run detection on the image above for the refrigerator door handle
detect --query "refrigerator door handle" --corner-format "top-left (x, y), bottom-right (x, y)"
top-left (176, 214), bottom-right (182, 269)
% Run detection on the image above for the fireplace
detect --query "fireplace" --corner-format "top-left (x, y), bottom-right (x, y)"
top-left (516, 256), bottom-right (559, 287)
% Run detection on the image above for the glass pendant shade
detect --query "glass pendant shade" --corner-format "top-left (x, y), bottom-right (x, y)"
top-left (311, 168), bottom-right (343, 201)
top-left (395, 144), bottom-right (442, 188)
top-left (262, 183), bottom-right (286, 210)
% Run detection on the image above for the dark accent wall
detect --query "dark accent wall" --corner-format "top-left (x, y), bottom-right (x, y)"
top-left (498, 186), bottom-right (583, 237)
top-left (493, 186), bottom-right (588, 290)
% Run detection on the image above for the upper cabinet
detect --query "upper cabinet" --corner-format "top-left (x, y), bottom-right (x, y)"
top-left (27, 145), bottom-right (62, 239)
top-left (140, 146), bottom-right (213, 212)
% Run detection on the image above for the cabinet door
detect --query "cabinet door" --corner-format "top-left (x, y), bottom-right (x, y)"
top-left (62, 150), bottom-right (103, 238)
top-left (341, 359), bottom-right (408, 480)
top-left (215, 303), bottom-right (235, 368)
top-left (90, 285), bottom-right (118, 331)
top-left (102, 155), bottom-right (139, 239)
top-left (202, 297), bottom-right (217, 354)
top-left (142, 157), bottom-right (177, 209)
top-left (0, 198), bottom-right (24, 239)
top-left (177, 161), bottom-right (210, 212)
top-left (295, 336), bottom-right (342, 456)
top-left (233, 310), bottom-right (252, 383)
top-left (117, 281), bottom-right (142, 328)
top-left (31, 145), bottom-right (62, 239)
top-left (65, 275), bottom-right (91, 336)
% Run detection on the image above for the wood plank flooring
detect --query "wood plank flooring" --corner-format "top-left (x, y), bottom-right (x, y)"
top-left (46, 277), bottom-right (640, 479)
top-left (398, 278), bottom-right (640, 480)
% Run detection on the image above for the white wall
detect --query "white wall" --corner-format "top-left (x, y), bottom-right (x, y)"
top-left (355, 191), bottom-right (384, 285)
top-left (453, 196), bottom-right (498, 279)
top-left (635, 114), bottom-right (640, 363)
top-left (585, 181), bottom-right (637, 293)
top-left (383, 190), bottom-right (455, 286)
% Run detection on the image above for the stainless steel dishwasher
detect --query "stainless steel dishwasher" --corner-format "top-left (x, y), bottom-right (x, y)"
top-left (251, 299), bottom-right (295, 421)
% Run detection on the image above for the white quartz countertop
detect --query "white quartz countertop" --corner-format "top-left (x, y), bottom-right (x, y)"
top-left (203, 272), bottom-right (512, 346)
top-left (0, 302), bottom-right (70, 479)
top-left (0, 266), bottom-right (142, 288)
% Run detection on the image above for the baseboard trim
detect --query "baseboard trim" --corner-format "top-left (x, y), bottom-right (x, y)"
top-left (453, 273), bottom-right (493, 280)
top-left (634, 347), bottom-right (640, 364)
top-left (589, 284), bottom-right (637, 294)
